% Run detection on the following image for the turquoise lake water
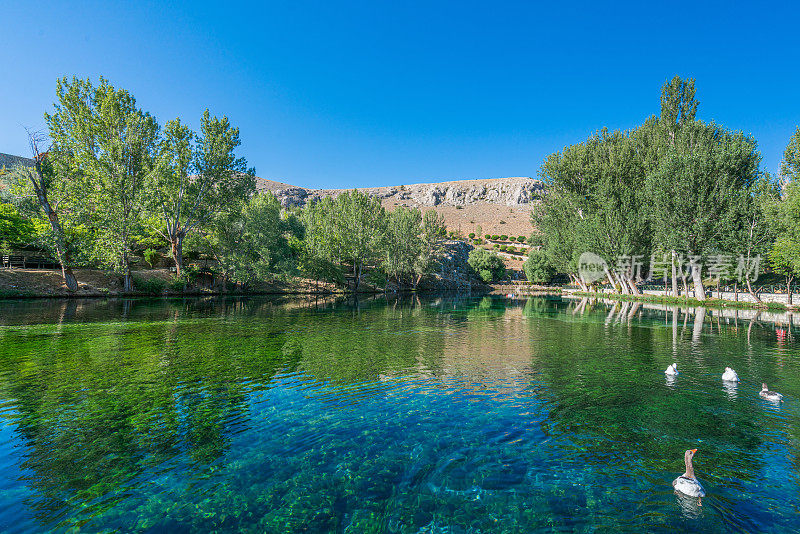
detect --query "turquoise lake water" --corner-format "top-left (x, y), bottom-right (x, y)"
top-left (0, 295), bottom-right (798, 532)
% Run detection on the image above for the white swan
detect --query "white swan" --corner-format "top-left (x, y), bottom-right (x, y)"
top-left (760, 383), bottom-right (783, 403)
top-left (722, 367), bottom-right (739, 382)
top-left (665, 363), bottom-right (678, 376)
top-left (672, 448), bottom-right (706, 497)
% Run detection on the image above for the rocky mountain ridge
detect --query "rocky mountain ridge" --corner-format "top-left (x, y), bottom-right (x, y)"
top-left (256, 176), bottom-right (544, 210)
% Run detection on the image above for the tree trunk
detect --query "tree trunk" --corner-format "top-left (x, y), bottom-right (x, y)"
top-left (45, 208), bottom-right (78, 291)
top-left (575, 274), bottom-right (588, 292)
top-left (734, 282), bottom-right (738, 302)
top-left (692, 264), bottom-right (705, 301)
top-left (171, 234), bottom-right (184, 277)
top-left (746, 276), bottom-right (762, 304)
top-left (607, 268), bottom-right (626, 294)
top-left (671, 250), bottom-right (679, 298)
top-left (62, 265), bottom-right (78, 292)
top-left (627, 275), bottom-right (641, 295)
top-left (788, 277), bottom-right (793, 307)
top-left (124, 266), bottom-right (133, 292)
top-left (681, 273), bottom-right (688, 299)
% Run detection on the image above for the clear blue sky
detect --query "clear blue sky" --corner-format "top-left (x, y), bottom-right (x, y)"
top-left (1, 1), bottom-right (798, 189)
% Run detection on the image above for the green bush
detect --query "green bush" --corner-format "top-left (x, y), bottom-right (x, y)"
top-left (500, 234), bottom-right (508, 241)
top-left (468, 248), bottom-right (506, 283)
top-left (523, 249), bottom-right (555, 284)
top-left (491, 234), bottom-right (499, 240)
top-left (500, 245), bottom-right (507, 251)
top-left (133, 275), bottom-right (167, 294)
top-left (527, 234), bottom-right (544, 247)
top-left (468, 232), bottom-right (475, 238)
top-left (509, 236), bottom-right (516, 242)
top-left (493, 244), bottom-right (500, 249)
top-left (517, 236), bottom-right (526, 243)
top-left (507, 246), bottom-right (516, 253)
top-left (485, 234), bottom-right (491, 240)
top-left (168, 277), bottom-right (186, 292)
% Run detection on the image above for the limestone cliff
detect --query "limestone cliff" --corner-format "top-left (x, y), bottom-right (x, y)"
top-left (258, 176), bottom-right (544, 210)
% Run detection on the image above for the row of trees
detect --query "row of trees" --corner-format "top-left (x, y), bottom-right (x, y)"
top-left (0, 77), bottom-right (450, 292)
top-left (2, 77), bottom-right (255, 291)
top-left (533, 76), bottom-right (799, 302)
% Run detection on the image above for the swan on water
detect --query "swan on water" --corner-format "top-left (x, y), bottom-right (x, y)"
top-left (760, 383), bottom-right (783, 403)
top-left (665, 363), bottom-right (678, 376)
top-left (721, 367), bottom-right (739, 382)
top-left (672, 448), bottom-right (706, 498)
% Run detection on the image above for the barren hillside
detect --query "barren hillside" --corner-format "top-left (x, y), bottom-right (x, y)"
top-left (256, 176), bottom-right (543, 238)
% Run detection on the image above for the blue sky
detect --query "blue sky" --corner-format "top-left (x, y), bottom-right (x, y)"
top-left (1, 1), bottom-right (798, 189)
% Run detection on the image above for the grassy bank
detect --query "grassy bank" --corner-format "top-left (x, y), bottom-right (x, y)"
top-left (0, 268), bottom-right (350, 300)
top-left (567, 290), bottom-right (791, 311)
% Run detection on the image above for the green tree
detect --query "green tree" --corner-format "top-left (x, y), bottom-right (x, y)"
top-left (659, 75), bottom-right (698, 146)
top-left (468, 248), bottom-right (506, 283)
top-left (150, 113), bottom-right (255, 276)
top-left (647, 122), bottom-right (762, 300)
top-left (208, 192), bottom-right (296, 286)
top-left (413, 210), bottom-right (446, 287)
top-left (1, 133), bottom-right (79, 290)
top-left (767, 181), bottom-right (800, 305)
top-left (384, 207), bottom-right (423, 285)
top-left (46, 77), bottom-right (159, 291)
top-left (337, 191), bottom-right (386, 290)
top-left (523, 249), bottom-right (554, 284)
top-left (0, 203), bottom-right (35, 248)
top-left (781, 126), bottom-right (800, 185)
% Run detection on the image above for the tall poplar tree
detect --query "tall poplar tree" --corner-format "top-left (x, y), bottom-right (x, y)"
top-left (46, 76), bottom-right (159, 291)
top-left (151, 113), bottom-right (254, 276)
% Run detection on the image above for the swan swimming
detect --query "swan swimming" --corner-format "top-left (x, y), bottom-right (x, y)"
top-left (665, 363), bottom-right (678, 376)
top-left (721, 367), bottom-right (739, 382)
top-left (760, 383), bottom-right (783, 403)
top-left (672, 448), bottom-right (706, 498)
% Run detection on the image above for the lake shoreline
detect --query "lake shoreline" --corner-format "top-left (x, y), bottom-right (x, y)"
top-left (564, 289), bottom-right (796, 311)
top-left (0, 266), bottom-right (493, 300)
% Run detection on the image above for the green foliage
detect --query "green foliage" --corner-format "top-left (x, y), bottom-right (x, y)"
top-left (47, 76), bottom-right (159, 286)
top-left (485, 234), bottom-right (491, 240)
top-left (500, 234), bottom-right (508, 241)
top-left (209, 192), bottom-right (297, 285)
top-left (517, 236), bottom-right (526, 243)
top-left (782, 126), bottom-right (800, 184)
top-left (527, 234), bottom-right (543, 247)
top-left (767, 181), bottom-right (800, 294)
top-left (523, 249), bottom-right (555, 284)
top-left (143, 248), bottom-right (160, 268)
top-left (534, 76), bottom-right (764, 299)
top-left (468, 248), bottom-right (506, 282)
top-left (300, 192), bottom-right (445, 290)
top-left (132, 275), bottom-right (167, 294)
top-left (491, 234), bottom-right (499, 240)
top-left (468, 232), bottom-right (475, 238)
top-left (0, 203), bottom-right (35, 247)
top-left (150, 112), bottom-right (255, 274)
top-left (168, 276), bottom-right (187, 291)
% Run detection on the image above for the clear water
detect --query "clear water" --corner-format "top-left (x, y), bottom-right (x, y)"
top-left (0, 295), bottom-right (798, 533)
